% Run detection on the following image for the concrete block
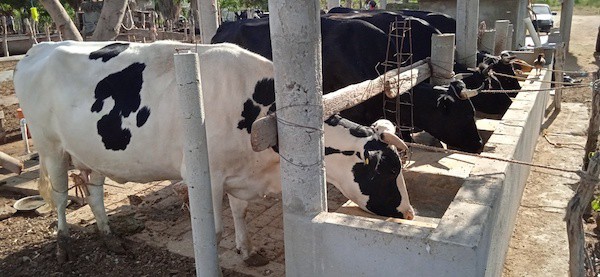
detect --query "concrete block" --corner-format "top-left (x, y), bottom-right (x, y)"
top-left (430, 201), bottom-right (491, 248)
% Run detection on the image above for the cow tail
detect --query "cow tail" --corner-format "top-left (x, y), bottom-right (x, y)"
top-left (38, 159), bottom-right (56, 210)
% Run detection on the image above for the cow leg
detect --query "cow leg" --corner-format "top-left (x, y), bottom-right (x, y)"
top-left (86, 172), bottom-right (126, 254)
top-left (228, 195), bottom-right (269, 266)
top-left (43, 153), bottom-right (71, 263)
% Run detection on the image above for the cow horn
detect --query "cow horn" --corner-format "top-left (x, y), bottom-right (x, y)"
top-left (459, 82), bottom-right (485, 99)
top-left (381, 131), bottom-right (408, 151)
top-left (454, 73), bottom-right (473, 80)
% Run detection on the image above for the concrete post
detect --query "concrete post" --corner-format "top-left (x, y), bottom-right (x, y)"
top-left (507, 23), bottom-right (514, 50)
top-left (268, 0), bottom-right (327, 276)
top-left (479, 30), bottom-right (495, 54)
top-left (380, 0), bottom-right (387, 10)
top-left (430, 34), bottom-right (455, 86)
top-left (456, 0), bottom-right (479, 67)
top-left (560, 0), bottom-right (574, 51)
top-left (345, 0), bottom-right (352, 8)
top-left (553, 42), bottom-right (565, 111)
top-left (327, 0), bottom-right (341, 10)
top-left (494, 20), bottom-right (510, 55)
top-left (197, 0), bottom-right (219, 44)
top-left (513, 0), bottom-right (528, 49)
top-left (173, 52), bottom-right (220, 277)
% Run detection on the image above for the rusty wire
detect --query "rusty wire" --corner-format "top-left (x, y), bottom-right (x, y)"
top-left (404, 142), bottom-right (582, 174)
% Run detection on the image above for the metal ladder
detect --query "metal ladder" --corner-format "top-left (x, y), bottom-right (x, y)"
top-left (379, 18), bottom-right (416, 141)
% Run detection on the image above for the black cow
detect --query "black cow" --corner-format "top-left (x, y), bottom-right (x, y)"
top-left (454, 52), bottom-right (522, 115)
top-left (212, 17), bottom-right (483, 153)
top-left (325, 8), bottom-right (522, 115)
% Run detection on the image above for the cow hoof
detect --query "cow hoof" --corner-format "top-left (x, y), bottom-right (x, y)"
top-left (102, 234), bottom-right (126, 254)
top-left (56, 231), bottom-right (71, 264)
top-left (243, 252), bottom-right (269, 267)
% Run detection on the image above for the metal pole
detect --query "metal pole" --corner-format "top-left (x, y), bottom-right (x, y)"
top-left (430, 34), bottom-right (455, 86)
top-left (524, 17), bottom-right (542, 47)
top-left (268, 0), bottom-right (326, 275)
top-left (173, 52), bottom-right (220, 277)
top-left (456, 0), bottom-right (479, 67)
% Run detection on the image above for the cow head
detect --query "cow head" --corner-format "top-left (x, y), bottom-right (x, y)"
top-left (407, 80), bottom-right (483, 153)
top-left (324, 115), bottom-right (414, 220)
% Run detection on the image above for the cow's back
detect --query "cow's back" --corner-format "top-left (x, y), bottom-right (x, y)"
top-left (15, 41), bottom-right (279, 187)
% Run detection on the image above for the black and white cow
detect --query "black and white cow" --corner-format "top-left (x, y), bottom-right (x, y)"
top-left (212, 16), bottom-right (484, 153)
top-left (14, 41), bottom-right (414, 266)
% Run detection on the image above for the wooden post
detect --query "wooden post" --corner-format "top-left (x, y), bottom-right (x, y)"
top-left (553, 42), bottom-right (565, 111)
top-left (596, 26), bottom-right (600, 53)
top-left (44, 23), bottom-right (51, 42)
top-left (23, 19), bottom-right (37, 44)
top-left (0, 151), bottom-right (23, 175)
top-left (430, 34), bottom-right (455, 86)
top-left (456, 0), bottom-right (479, 67)
top-left (479, 29), bottom-right (495, 54)
top-left (494, 20), bottom-right (510, 55)
top-left (584, 75), bottom-right (600, 170)
top-left (567, 150), bottom-right (600, 277)
top-left (141, 12), bottom-right (146, 29)
top-left (190, 16), bottom-right (196, 43)
top-left (149, 12), bottom-right (156, 42)
top-left (1, 16), bottom-right (8, 57)
top-left (56, 23), bottom-right (62, 41)
top-left (184, 19), bottom-right (189, 42)
top-left (345, 0), bottom-right (352, 8)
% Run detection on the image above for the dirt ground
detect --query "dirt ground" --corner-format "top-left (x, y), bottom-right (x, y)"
top-left (0, 11), bottom-right (599, 277)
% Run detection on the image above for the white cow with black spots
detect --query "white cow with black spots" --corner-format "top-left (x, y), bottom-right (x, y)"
top-left (14, 40), bottom-right (414, 266)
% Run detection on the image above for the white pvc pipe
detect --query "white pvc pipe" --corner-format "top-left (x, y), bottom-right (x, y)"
top-left (524, 17), bottom-right (542, 47)
top-left (173, 52), bottom-right (220, 277)
top-left (19, 118), bottom-right (30, 154)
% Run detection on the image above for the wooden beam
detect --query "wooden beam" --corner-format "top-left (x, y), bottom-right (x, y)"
top-left (322, 59), bottom-right (430, 119)
top-left (252, 59), bottom-right (431, 152)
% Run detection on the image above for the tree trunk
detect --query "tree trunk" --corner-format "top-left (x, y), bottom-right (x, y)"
top-left (91, 0), bottom-right (128, 41)
top-left (39, 0), bottom-right (83, 41)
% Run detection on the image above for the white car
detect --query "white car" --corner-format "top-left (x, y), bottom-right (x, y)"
top-left (531, 4), bottom-right (556, 33)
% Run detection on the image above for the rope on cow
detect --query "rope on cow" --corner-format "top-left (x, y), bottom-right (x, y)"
top-left (404, 142), bottom-right (581, 174)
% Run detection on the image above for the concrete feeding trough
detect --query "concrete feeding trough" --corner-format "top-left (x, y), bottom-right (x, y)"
top-left (317, 60), bottom-right (553, 276)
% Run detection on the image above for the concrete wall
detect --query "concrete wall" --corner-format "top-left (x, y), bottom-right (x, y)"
top-left (417, 0), bottom-right (529, 49)
top-left (285, 65), bottom-right (552, 276)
